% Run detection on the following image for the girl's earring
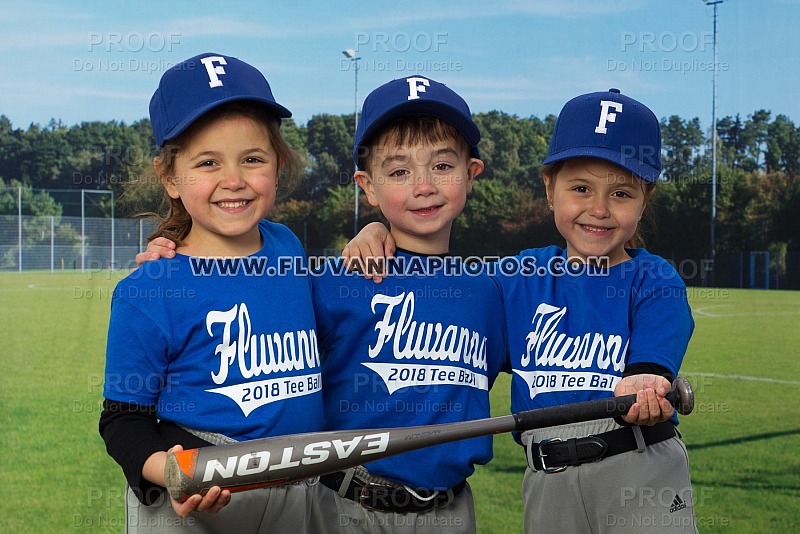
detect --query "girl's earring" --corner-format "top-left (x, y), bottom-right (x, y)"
top-left (548, 202), bottom-right (554, 211)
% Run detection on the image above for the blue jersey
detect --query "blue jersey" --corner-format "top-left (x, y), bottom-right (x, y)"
top-left (312, 251), bottom-right (508, 490)
top-left (494, 246), bottom-right (693, 415)
top-left (104, 220), bottom-right (323, 441)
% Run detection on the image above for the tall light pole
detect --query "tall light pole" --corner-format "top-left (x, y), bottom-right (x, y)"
top-left (704, 0), bottom-right (723, 284)
top-left (343, 49), bottom-right (361, 236)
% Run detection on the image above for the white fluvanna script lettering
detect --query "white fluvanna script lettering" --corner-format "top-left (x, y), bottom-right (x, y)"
top-left (368, 292), bottom-right (487, 370)
top-left (520, 303), bottom-right (627, 371)
top-left (206, 303), bottom-right (319, 384)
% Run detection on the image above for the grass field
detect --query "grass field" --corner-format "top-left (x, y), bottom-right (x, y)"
top-left (0, 272), bottom-right (798, 533)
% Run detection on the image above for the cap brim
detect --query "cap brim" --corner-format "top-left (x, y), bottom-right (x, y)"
top-left (160, 96), bottom-right (291, 148)
top-left (542, 147), bottom-right (661, 183)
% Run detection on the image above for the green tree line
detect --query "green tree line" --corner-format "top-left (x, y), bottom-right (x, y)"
top-left (1, 109), bottom-right (798, 260)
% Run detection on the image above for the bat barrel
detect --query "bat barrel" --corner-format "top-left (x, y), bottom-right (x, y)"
top-left (163, 419), bottom-right (512, 502)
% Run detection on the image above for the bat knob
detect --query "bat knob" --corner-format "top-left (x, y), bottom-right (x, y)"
top-left (164, 449), bottom-right (199, 502)
top-left (671, 377), bottom-right (694, 415)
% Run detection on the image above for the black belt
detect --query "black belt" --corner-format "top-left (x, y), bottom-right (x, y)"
top-left (319, 472), bottom-right (466, 513)
top-left (529, 421), bottom-right (676, 472)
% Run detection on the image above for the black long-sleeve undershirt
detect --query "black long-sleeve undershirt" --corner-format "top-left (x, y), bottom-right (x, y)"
top-left (99, 400), bottom-right (212, 505)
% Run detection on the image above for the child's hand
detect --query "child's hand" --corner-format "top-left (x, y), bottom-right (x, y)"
top-left (170, 483), bottom-right (232, 518)
top-left (143, 445), bottom-right (232, 518)
top-left (614, 374), bottom-right (674, 425)
top-left (342, 222), bottom-right (395, 283)
top-left (132, 237), bottom-right (177, 270)
top-left (165, 445), bottom-right (232, 517)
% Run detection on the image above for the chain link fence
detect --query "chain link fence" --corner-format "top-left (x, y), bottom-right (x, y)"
top-left (0, 215), bottom-right (157, 271)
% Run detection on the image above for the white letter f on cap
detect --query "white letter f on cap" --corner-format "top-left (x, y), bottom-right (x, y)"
top-left (595, 100), bottom-right (623, 134)
top-left (406, 77), bottom-right (430, 100)
top-left (200, 56), bottom-right (228, 88)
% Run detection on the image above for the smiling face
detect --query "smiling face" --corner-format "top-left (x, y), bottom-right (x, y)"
top-left (356, 136), bottom-right (483, 255)
top-left (162, 113), bottom-right (279, 256)
top-left (543, 157), bottom-right (653, 266)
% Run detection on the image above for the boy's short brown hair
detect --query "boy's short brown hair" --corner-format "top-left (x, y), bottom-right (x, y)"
top-left (361, 114), bottom-right (472, 175)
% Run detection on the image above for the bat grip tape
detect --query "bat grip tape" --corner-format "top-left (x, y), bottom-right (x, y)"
top-left (178, 424), bottom-right (237, 446)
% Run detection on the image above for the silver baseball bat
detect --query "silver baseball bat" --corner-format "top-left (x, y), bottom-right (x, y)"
top-left (165, 377), bottom-right (693, 501)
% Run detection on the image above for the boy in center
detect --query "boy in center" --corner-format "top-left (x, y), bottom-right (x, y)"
top-left (309, 75), bottom-right (508, 534)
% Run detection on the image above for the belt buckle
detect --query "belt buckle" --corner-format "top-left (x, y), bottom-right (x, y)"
top-left (538, 438), bottom-right (567, 473)
top-left (358, 482), bottom-right (393, 512)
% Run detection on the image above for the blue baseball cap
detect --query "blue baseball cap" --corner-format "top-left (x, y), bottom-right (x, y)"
top-left (543, 89), bottom-right (662, 182)
top-left (353, 75), bottom-right (480, 170)
top-left (149, 53), bottom-right (291, 150)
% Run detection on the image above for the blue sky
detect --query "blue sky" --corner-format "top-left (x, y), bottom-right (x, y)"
top-left (1, 0), bottom-right (798, 133)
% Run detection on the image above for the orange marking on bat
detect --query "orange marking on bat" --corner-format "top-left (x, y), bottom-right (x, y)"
top-left (175, 449), bottom-right (199, 478)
